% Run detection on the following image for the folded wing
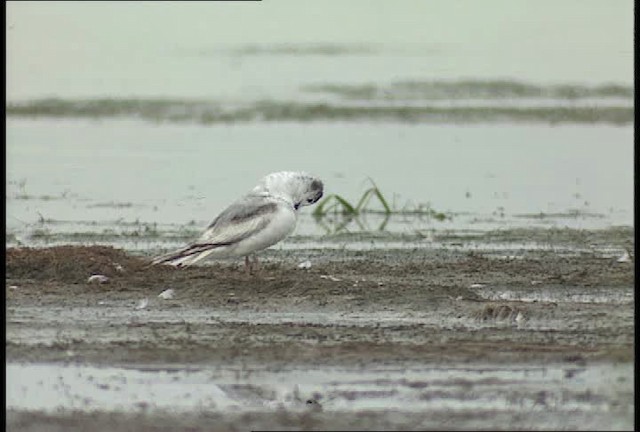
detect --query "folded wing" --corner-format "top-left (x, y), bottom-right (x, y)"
top-left (151, 196), bottom-right (279, 267)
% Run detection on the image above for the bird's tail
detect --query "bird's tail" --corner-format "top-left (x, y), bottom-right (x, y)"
top-left (150, 243), bottom-right (218, 268)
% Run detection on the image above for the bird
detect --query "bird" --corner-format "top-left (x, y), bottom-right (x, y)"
top-left (151, 171), bottom-right (324, 272)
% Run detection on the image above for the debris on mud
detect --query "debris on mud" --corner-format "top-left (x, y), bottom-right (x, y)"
top-left (472, 303), bottom-right (528, 323)
top-left (135, 298), bottom-right (149, 310)
top-left (158, 288), bottom-right (176, 299)
top-left (297, 260), bottom-right (312, 269)
top-left (87, 274), bottom-right (110, 284)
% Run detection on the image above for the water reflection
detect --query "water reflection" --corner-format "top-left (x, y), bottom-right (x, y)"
top-left (6, 362), bottom-right (632, 428)
top-left (314, 213), bottom-right (390, 234)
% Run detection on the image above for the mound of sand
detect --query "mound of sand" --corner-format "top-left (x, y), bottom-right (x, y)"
top-left (6, 246), bottom-right (152, 282)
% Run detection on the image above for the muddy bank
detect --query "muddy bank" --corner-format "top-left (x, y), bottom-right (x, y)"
top-left (5, 241), bottom-right (635, 431)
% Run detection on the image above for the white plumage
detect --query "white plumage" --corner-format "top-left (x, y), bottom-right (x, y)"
top-left (151, 171), bottom-right (324, 269)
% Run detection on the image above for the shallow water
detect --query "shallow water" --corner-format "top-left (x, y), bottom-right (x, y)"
top-left (6, 119), bottom-right (633, 251)
top-left (6, 361), bottom-right (633, 431)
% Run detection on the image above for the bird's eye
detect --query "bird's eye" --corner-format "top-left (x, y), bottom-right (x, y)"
top-left (294, 203), bottom-right (300, 210)
top-left (307, 198), bottom-right (314, 203)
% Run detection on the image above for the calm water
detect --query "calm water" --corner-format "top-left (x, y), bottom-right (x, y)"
top-left (6, 118), bottom-right (633, 247)
top-left (6, 3), bottom-right (634, 247)
top-left (6, 116), bottom-right (633, 246)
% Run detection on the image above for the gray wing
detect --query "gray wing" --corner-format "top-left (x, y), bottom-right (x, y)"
top-left (151, 194), bottom-right (279, 266)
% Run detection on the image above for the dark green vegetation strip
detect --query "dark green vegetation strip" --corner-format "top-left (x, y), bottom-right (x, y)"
top-left (303, 80), bottom-right (634, 100)
top-left (7, 99), bottom-right (633, 125)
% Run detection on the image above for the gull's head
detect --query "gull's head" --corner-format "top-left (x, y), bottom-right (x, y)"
top-left (255, 171), bottom-right (324, 210)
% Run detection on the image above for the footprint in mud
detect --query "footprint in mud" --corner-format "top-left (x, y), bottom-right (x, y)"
top-left (472, 303), bottom-right (527, 323)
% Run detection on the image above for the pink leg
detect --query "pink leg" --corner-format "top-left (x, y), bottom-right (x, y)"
top-left (243, 255), bottom-right (261, 275)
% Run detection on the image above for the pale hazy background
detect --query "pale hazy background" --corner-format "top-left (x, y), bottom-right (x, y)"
top-left (7, 0), bottom-right (633, 100)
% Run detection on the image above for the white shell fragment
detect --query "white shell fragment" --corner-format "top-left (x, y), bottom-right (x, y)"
top-left (469, 283), bottom-right (485, 288)
top-left (113, 262), bottom-right (125, 273)
top-left (135, 298), bottom-right (149, 310)
top-left (87, 274), bottom-right (110, 284)
top-left (617, 251), bottom-right (632, 263)
top-left (263, 385), bottom-right (323, 412)
top-left (297, 260), bottom-right (312, 269)
top-left (158, 289), bottom-right (176, 300)
top-left (320, 275), bottom-right (341, 282)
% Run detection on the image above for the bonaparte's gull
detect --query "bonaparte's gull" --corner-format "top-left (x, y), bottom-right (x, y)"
top-left (151, 171), bottom-right (324, 271)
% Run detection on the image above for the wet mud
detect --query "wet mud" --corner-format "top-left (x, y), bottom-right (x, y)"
top-left (5, 239), bottom-right (635, 431)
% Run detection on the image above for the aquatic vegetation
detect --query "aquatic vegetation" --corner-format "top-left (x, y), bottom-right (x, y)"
top-left (86, 202), bottom-right (136, 209)
top-left (6, 97), bottom-right (633, 125)
top-left (302, 84), bottom-right (379, 99)
top-left (513, 210), bottom-right (606, 220)
top-left (398, 203), bottom-right (450, 221)
top-left (313, 179), bottom-right (391, 217)
top-left (304, 79), bottom-right (634, 101)
top-left (12, 193), bottom-right (62, 201)
top-left (312, 179), bottom-right (451, 234)
top-left (313, 179), bottom-right (450, 219)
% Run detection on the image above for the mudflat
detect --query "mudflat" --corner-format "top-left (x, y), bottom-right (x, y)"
top-left (5, 229), bottom-right (634, 431)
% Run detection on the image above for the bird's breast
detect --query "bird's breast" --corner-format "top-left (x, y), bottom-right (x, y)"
top-left (231, 204), bottom-right (297, 256)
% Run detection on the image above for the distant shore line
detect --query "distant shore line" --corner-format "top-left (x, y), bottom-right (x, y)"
top-left (6, 98), bottom-right (633, 125)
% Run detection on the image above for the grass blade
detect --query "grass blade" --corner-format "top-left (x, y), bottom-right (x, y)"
top-left (333, 195), bottom-right (357, 215)
top-left (355, 188), bottom-right (374, 213)
top-left (373, 187), bottom-right (392, 214)
top-left (312, 195), bottom-right (335, 217)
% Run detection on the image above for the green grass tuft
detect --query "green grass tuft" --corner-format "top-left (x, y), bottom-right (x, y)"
top-left (313, 179), bottom-right (452, 222)
top-left (313, 179), bottom-right (392, 218)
